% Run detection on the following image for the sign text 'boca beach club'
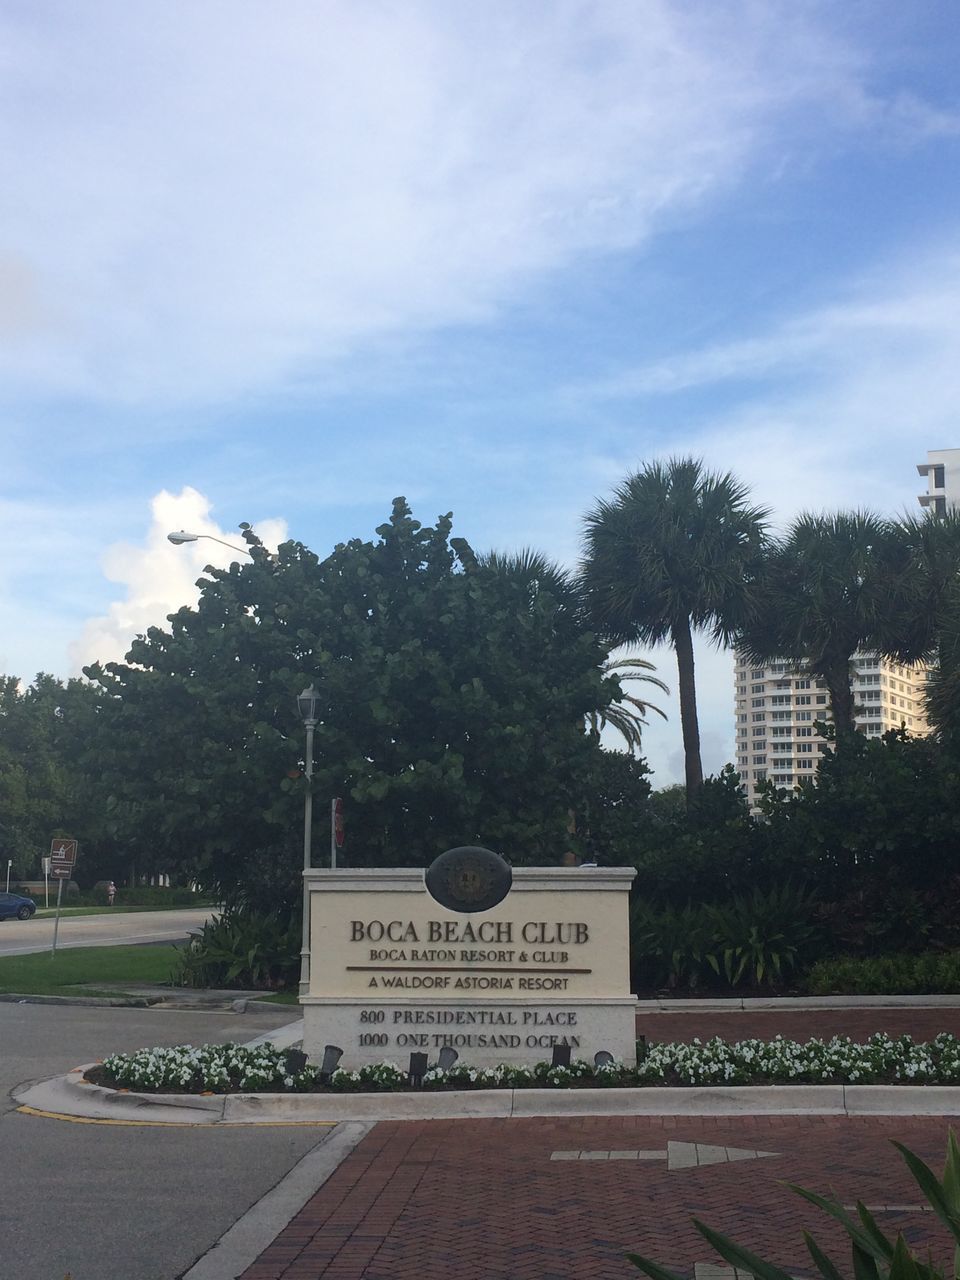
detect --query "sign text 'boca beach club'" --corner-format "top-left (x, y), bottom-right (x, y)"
top-left (348, 916), bottom-right (591, 991)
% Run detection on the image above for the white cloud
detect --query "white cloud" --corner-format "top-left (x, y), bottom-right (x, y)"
top-left (70, 487), bottom-right (286, 671)
top-left (0, 0), bottom-right (885, 406)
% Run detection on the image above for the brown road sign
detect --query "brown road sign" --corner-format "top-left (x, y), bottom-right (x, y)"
top-left (50, 865), bottom-right (72, 880)
top-left (50, 839), bottom-right (77, 865)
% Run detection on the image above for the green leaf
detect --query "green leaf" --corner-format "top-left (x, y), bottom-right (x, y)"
top-left (693, 1219), bottom-right (796, 1280)
top-left (852, 1240), bottom-right (882, 1280)
top-left (803, 1230), bottom-right (846, 1280)
top-left (624, 1253), bottom-right (688, 1280)
top-left (892, 1141), bottom-right (960, 1248)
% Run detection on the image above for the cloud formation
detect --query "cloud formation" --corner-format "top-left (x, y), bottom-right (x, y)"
top-left (1, 0), bottom-right (879, 405)
top-left (71, 487), bottom-right (286, 671)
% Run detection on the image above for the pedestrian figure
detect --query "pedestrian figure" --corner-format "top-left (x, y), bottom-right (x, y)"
top-left (107, 880), bottom-right (116, 906)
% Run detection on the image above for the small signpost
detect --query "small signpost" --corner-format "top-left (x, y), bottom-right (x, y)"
top-left (331, 797), bottom-right (344, 869)
top-left (49, 839), bottom-right (77, 957)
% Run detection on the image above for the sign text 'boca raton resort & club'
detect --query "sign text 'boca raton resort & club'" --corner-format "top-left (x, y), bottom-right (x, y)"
top-left (349, 917), bottom-right (591, 990)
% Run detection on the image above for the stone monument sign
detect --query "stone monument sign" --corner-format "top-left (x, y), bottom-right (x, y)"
top-left (300, 856), bottom-right (637, 1068)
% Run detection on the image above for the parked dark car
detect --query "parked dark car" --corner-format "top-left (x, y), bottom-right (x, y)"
top-left (0, 892), bottom-right (37, 921)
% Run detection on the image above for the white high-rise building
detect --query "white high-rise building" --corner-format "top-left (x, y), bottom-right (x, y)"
top-left (917, 448), bottom-right (960, 514)
top-left (733, 653), bottom-right (930, 805)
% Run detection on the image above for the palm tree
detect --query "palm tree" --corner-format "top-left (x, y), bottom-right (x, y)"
top-left (580, 457), bottom-right (769, 799)
top-left (737, 511), bottom-right (916, 736)
top-left (587, 656), bottom-right (669, 756)
top-left (892, 510), bottom-right (960, 741)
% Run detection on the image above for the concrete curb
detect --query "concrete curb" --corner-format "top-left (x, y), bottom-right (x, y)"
top-left (17, 1068), bottom-right (960, 1123)
top-left (0, 992), bottom-right (164, 1008)
top-left (181, 1123), bottom-right (372, 1280)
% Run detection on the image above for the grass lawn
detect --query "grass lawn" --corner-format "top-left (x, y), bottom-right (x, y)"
top-left (0, 944), bottom-right (180, 997)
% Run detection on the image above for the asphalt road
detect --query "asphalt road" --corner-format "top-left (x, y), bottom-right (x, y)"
top-left (0, 907), bottom-right (213, 956)
top-left (0, 1002), bottom-right (327, 1280)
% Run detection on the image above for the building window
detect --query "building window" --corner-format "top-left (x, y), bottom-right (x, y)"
top-left (934, 464), bottom-right (945, 488)
top-left (795, 695), bottom-right (811, 706)
top-left (816, 695), bottom-right (827, 705)
top-left (795, 679), bottom-right (810, 689)
top-left (751, 684), bottom-right (764, 693)
top-left (771, 711), bottom-right (792, 721)
top-left (772, 695), bottom-right (791, 706)
top-left (796, 726), bottom-right (813, 736)
top-left (797, 742), bottom-right (813, 753)
top-left (935, 496), bottom-right (946, 516)
top-left (752, 698), bottom-right (766, 708)
top-left (754, 769), bottom-right (767, 781)
top-left (797, 711), bottom-right (812, 721)
top-left (752, 726), bottom-right (765, 736)
top-left (752, 755), bottom-right (766, 765)
top-left (797, 759), bottom-right (813, 769)
top-left (751, 670), bottom-right (765, 679)
top-left (752, 712), bottom-right (766, 722)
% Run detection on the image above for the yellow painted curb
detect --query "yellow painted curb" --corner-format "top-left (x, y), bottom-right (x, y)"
top-left (16, 1104), bottom-right (336, 1128)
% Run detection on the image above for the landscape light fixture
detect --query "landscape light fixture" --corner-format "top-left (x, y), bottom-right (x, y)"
top-left (318, 1045), bottom-right (343, 1082)
top-left (594, 1050), bottom-right (615, 1069)
top-left (408, 1052), bottom-right (429, 1088)
top-left (437, 1046), bottom-right (459, 1071)
top-left (551, 1044), bottom-right (572, 1069)
top-left (166, 530), bottom-right (252, 556)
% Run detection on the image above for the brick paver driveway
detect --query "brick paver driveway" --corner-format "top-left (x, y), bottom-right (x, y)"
top-left (240, 1114), bottom-right (959, 1280)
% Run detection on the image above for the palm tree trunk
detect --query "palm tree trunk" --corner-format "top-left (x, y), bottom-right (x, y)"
top-left (826, 661), bottom-right (856, 737)
top-left (673, 617), bottom-right (703, 800)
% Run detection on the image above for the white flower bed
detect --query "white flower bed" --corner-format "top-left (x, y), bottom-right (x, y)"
top-left (96, 1033), bottom-right (960, 1094)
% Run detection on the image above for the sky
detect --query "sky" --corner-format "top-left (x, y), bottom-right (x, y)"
top-left (2, 0), bottom-right (959, 786)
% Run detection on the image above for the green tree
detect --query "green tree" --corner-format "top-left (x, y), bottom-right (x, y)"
top-left (580, 457), bottom-right (768, 799)
top-left (738, 511), bottom-right (915, 736)
top-left (85, 499), bottom-right (625, 911)
top-left (0, 673), bottom-right (111, 882)
top-left (892, 511), bottom-right (960, 744)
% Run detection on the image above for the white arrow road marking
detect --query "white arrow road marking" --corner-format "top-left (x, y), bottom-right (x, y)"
top-left (550, 1142), bottom-right (780, 1169)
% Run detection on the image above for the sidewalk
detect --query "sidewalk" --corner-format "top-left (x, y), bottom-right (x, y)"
top-left (236, 1113), bottom-right (959, 1280)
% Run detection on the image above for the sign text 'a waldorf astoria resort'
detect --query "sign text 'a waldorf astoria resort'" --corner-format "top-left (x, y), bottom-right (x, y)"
top-left (300, 863), bottom-right (638, 1068)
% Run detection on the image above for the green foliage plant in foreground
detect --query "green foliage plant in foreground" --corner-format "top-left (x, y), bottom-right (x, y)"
top-left (93, 1032), bottom-right (960, 1094)
top-left (628, 1129), bottom-right (960, 1280)
top-left (0, 945), bottom-right (176, 997)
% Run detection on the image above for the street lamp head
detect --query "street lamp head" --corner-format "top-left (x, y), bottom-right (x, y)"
top-left (298, 684), bottom-right (322, 725)
top-left (166, 530), bottom-right (254, 557)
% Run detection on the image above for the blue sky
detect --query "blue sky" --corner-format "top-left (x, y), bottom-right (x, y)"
top-left (2, 1), bottom-right (959, 785)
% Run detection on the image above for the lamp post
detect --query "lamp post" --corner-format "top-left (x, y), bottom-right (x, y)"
top-left (297, 684), bottom-right (322, 994)
top-left (167, 531), bottom-right (253, 556)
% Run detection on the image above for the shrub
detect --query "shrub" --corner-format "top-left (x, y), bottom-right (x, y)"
top-left (631, 884), bottom-right (821, 992)
top-left (709, 883), bottom-right (821, 988)
top-left (174, 910), bottom-right (299, 990)
top-left (806, 951), bottom-right (960, 996)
